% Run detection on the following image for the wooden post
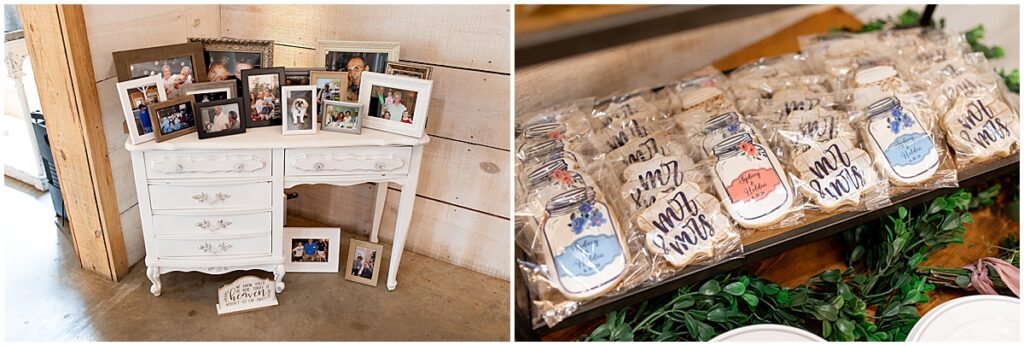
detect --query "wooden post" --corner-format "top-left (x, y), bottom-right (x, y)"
top-left (19, 4), bottom-right (129, 281)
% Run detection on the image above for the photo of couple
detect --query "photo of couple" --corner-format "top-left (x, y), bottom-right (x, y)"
top-left (199, 104), bottom-right (241, 133)
top-left (246, 74), bottom-right (281, 122)
top-left (369, 86), bottom-right (417, 124)
top-left (129, 56), bottom-right (194, 99)
top-left (350, 246), bottom-right (377, 279)
top-left (291, 238), bottom-right (330, 263)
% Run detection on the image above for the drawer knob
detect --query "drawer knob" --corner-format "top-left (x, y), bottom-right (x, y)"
top-left (374, 161), bottom-right (387, 170)
top-left (313, 162), bottom-right (324, 170)
top-left (234, 162), bottom-right (245, 171)
top-left (175, 164), bottom-right (184, 172)
top-left (197, 242), bottom-right (233, 254)
top-left (192, 193), bottom-right (209, 202)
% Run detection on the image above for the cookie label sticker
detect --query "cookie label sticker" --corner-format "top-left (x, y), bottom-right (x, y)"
top-left (794, 139), bottom-right (877, 210)
top-left (865, 97), bottom-right (939, 183)
top-left (542, 189), bottom-right (626, 296)
top-left (712, 134), bottom-right (793, 227)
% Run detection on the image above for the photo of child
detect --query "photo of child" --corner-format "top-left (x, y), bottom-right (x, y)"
top-left (290, 238), bottom-right (330, 263)
top-left (321, 101), bottom-right (361, 134)
top-left (155, 102), bottom-right (195, 135)
top-left (205, 51), bottom-right (261, 82)
top-left (246, 74), bottom-right (281, 122)
top-left (368, 86), bottom-right (417, 124)
top-left (126, 84), bottom-right (161, 135)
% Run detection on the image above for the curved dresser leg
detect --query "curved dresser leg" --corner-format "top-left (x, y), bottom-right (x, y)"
top-left (273, 264), bottom-right (286, 293)
top-left (146, 266), bottom-right (162, 296)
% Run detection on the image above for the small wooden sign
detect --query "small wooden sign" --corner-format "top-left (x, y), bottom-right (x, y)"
top-left (216, 276), bottom-right (278, 315)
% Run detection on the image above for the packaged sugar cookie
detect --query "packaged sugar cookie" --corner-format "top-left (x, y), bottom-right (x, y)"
top-left (941, 90), bottom-right (1020, 166)
top-left (636, 180), bottom-right (743, 278)
top-left (710, 133), bottom-right (800, 229)
top-left (851, 57), bottom-right (911, 110)
top-left (858, 95), bottom-right (958, 188)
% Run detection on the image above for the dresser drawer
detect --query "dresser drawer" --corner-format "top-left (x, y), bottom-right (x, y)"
top-left (155, 234), bottom-right (271, 258)
top-left (144, 150), bottom-right (272, 179)
top-left (285, 146), bottom-right (411, 176)
top-left (152, 211), bottom-right (271, 236)
top-left (148, 181), bottom-right (272, 210)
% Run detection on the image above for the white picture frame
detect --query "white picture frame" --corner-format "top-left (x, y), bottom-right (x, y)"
top-left (358, 72), bottom-right (433, 138)
top-left (284, 227), bottom-right (340, 273)
top-left (117, 74), bottom-right (167, 145)
top-left (281, 85), bottom-right (318, 135)
top-left (315, 40), bottom-right (400, 72)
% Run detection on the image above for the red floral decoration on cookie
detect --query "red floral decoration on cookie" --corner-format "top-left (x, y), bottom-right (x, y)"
top-left (550, 169), bottom-right (574, 185)
top-left (738, 142), bottom-right (759, 159)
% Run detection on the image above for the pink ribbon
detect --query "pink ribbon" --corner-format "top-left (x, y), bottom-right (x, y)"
top-left (961, 257), bottom-right (1020, 297)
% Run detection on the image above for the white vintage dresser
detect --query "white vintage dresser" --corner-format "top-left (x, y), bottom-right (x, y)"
top-left (126, 126), bottom-right (428, 295)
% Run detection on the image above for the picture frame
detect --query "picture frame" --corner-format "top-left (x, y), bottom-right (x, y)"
top-left (147, 95), bottom-right (197, 143)
top-left (309, 71), bottom-right (349, 117)
top-left (285, 227), bottom-right (341, 273)
top-left (284, 67), bottom-right (326, 86)
top-left (116, 74), bottom-right (167, 145)
top-left (386, 61), bottom-right (433, 80)
top-left (111, 43), bottom-right (208, 98)
top-left (321, 100), bottom-right (362, 134)
top-left (195, 98), bottom-right (247, 139)
top-left (180, 80), bottom-right (236, 104)
top-left (344, 239), bottom-right (384, 286)
top-left (358, 72), bottom-right (433, 138)
top-left (316, 40), bottom-right (400, 102)
top-left (240, 67), bottom-right (285, 128)
top-left (187, 37), bottom-right (274, 84)
top-left (281, 85), bottom-right (318, 135)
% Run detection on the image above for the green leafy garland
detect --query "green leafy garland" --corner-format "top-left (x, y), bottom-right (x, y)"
top-left (585, 187), bottom-right (1000, 342)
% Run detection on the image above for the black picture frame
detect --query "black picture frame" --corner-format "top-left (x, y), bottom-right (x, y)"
top-left (195, 98), bottom-right (247, 139)
top-left (240, 67), bottom-right (285, 128)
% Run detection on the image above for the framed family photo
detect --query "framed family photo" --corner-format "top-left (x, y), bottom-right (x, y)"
top-left (316, 40), bottom-right (400, 102)
top-left (345, 239), bottom-right (384, 286)
top-left (285, 227), bottom-right (340, 273)
top-left (240, 67), bottom-right (285, 128)
top-left (148, 95), bottom-right (197, 142)
top-left (321, 100), bottom-right (362, 134)
top-left (386, 61), bottom-right (433, 80)
top-left (188, 37), bottom-right (273, 84)
top-left (180, 80), bottom-right (236, 104)
top-left (116, 75), bottom-right (167, 145)
top-left (358, 72), bottom-right (433, 138)
top-left (309, 71), bottom-right (349, 117)
top-left (195, 98), bottom-right (246, 139)
top-left (112, 42), bottom-right (207, 99)
top-left (281, 85), bottom-right (317, 135)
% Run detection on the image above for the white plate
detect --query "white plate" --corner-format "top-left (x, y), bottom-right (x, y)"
top-left (710, 324), bottom-right (826, 342)
top-left (907, 295), bottom-right (1020, 341)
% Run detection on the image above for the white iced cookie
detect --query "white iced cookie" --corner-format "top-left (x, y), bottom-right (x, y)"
top-left (540, 187), bottom-right (628, 300)
top-left (619, 155), bottom-right (698, 213)
top-left (781, 111), bottom-right (856, 155)
top-left (863, 97), bottom-right (940, 185)
top-left (711, 133), bottom-right (794, 229)
top-left (700, 112), bottom-right (756, 157)
top-left (942, 93), bottom-right (1019, 163)
top-left (792, 138), bottom-right (879, 212)
top-left (605, 130), bottom-right (682, 166)
top-left (676, 87), bottom-right (735, 123)
top-left (638, 183), bottom-right (737, 268)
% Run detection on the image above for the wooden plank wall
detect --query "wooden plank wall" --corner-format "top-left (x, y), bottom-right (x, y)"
top-left (82, 5), bottom-right (222, 265)
top-left (220, 5), bottom-right (511, 280)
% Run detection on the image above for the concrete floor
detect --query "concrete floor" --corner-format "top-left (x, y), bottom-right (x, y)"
top-left (2, 177), bottom-right (509, 341)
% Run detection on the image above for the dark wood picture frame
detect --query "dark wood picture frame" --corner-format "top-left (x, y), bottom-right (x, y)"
top-left (195, 98), bottom-right (247, 139)
top-left (386, 61), bottom-right (433, 80)
top-left (112, 42), bottom-right (208, 83)
top-left (285, 67), bottom-right (327, 86)
top-left (148, 95), bottom-right (197, 142)
top-left (240, 67), bottom-right (286, 128)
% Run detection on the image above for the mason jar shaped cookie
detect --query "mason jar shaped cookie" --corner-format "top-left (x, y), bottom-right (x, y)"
top-left (863, 97), bottom-right (940, 185)
top-left (711, 133), bottom-right (794, 228)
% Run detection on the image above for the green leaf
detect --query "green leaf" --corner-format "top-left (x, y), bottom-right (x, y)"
top-left (898, 207), bottom-right (908, 219)
top-left (849, 246), bottom-right (865, 264)
top-left (816, 304), bottom-right (839, 321)
top-left (837, 282), bottom-right (853, 301)
top-left (955, 275), bottom-right (971, 288)
top-left (775, 290), bottom-right (791, 306)
top-left (696, 322), bottom-right (715, 341)
top-left (707, 307), bottom-right (728, 323)
top-left (764, 284), bottom-right (780, 296)
top-left (820, 269), bottom-right (841, 283)
top-left (723, 282), bottom-right (747, 296)
top-left (881, 303), bottom-right (901, 317)
top-left (836, 319), bottom-right (855, 337)
top-left (699, 280), bottom-right (721, 296)
top-left (822, 320), bottom-right (833, 338)
top-left (674, 297), bottom-right (695, 309)
top-left (611, 323), bottom-right (634, 341)
top-left (791, 290), bottom-right (808, 306)
top-left (741, 293), bottom-right (759, 308)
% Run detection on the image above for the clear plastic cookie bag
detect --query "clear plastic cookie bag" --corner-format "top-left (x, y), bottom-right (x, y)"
top-left (707, 132), bottom-right (804, 230)
top-left (856, 94), bottom-right (959, 192)
top-left (929, 53), bottom-right (1020, 167)
top-left (773, 103), bottom-right (892, 213)
top-left (515, 97), bottom-right (596, 164)
top-left (583, 90), bottom-right (677, 161)
top-left (799, 31), bottom-right (887, 91)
